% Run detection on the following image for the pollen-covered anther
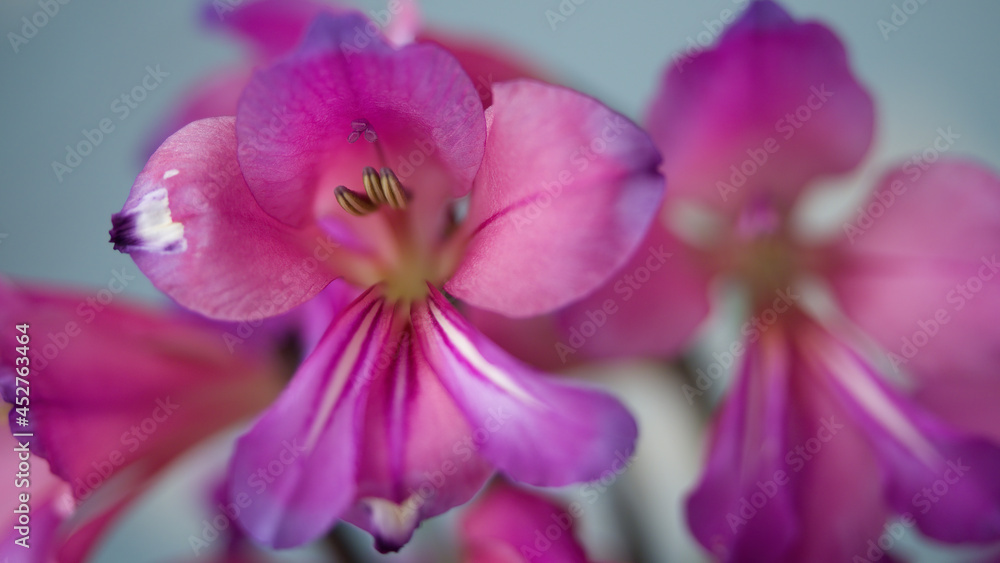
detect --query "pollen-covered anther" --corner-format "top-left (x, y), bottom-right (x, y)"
top-left (335, 185), bottom-right (378, 217)
top-left (379, 167), bottom-right (407, 210)
top-left (336, 167), bottom-right (410, 216)
top-left (363, 166), bottom-right (385, 205)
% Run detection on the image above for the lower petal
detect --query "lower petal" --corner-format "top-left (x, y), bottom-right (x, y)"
top-left (686, 327), bottom-right (798, 562)
top-left (227, 288), bottom-right (394, 548)
top-left (412, 287), bottom-right (638, 487)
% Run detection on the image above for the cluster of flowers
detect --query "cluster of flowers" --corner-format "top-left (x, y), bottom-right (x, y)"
top-left (3, 1), bottom-right (1000, 562)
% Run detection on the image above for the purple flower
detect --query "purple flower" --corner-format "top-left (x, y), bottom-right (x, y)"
top-left (111, 12), bottom-right (662, 552)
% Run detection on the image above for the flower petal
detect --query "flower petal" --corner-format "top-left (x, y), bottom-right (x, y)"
top-left (686, 328), bottom-right (798, 562)
top-left (236, 12), bottom-right (487, 227)
top-left (0, 280), bottom-right (280, 562)
top-left (802, 324), bottom-right (1000, 543)
top-left (113, 117), bottom-right (340, 321)
top-left (460, 480), bottom-right (590, 563)
top-left (556, 222), bottom-right (711, 361)
top-left (413, 287), bottom-right (637, 487)
top-left (418, 29), bottom-right (548, 108)
top-left (828, 159), bottom-right (1000, 382)
top-left (227, 288), bottom-right (393, 548)
top-left (646, 0), bottom-right (873, 213)
top-left (201, 0), bottom-right (345, 59)
top-left (344, 320), bottom-right (493, 552)
top-left (447, 80), bottom-right (664, 317)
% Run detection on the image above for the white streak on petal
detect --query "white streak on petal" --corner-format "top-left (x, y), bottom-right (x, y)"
top-left (428, 299), bottom-right (538, 406)
top-left (133, 188), bottom-right (186, 253)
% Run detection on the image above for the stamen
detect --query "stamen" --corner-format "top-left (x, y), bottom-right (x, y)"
top-left (349, 119), bottom-right (378, 144)
top-left (379, 167), bottom-right (407, 210)
top-left (334, 167), bottom-right (410, 216)
top-left (335, 186), bottom-right (378, 216)
top-left (363, 166), bottom-right (385, 205)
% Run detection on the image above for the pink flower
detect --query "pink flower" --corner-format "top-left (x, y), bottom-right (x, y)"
top-left (490, 1), bottom-right (1000, 560)
top-left (111, 11), bottom-right (660, 552)
top-left (459, 480), bottom-right (596, 563)
top-left (0, 279), bottom-right (286, 562)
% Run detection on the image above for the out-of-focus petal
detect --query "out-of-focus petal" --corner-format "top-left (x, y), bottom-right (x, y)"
top-left (447, 80), bottom-right (664, 317)
top-left (413, 288), bottom-right (637, 487)
top-left (827, 159), bottom-right (1000, 382)
top-left (344, 323), bottom-right (493, 552)
top-left (418, 29), bottom-right (548, 108)
top-left (236, 12), bottom-right (486, 227)
top-left (802, 324), bottom-right (1000, 543)
top-left (460, 480), bottom-right (590, 563)
top-left (112, 117), bottom-right (340, 321)
top-left (686, 327), bottom-right (798, 562)
top-left (556, 222), bottom-right (710, 361)
top-left (227, 288), bottom-right (392, 548)
top-left (0, 281), bottom-right (281, 562)
top-left (201, 0), bottom-right (345, 59)
top-left (646, 0), bottom-right (873, 214)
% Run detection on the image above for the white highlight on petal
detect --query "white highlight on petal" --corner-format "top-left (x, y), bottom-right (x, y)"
top-left (133, 188), bottom-right (187, 253)
top-left (428, 299), bottom-right (538, 406)
top-left (162, 168), bottom-right (180, 179)
top-left (806, 331), bottom-right (940, 467)
top-left (304, 302), bottom-right (382, 451)
top-left (361, 497), bottom-right (422, 547)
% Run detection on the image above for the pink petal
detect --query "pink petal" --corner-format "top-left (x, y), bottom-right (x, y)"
top-left (460, 480), bottom-right (590, 563)
top-left (447, 80), bottom-right (664, 317)
top-left (201, 0), bottom-right (345, 59)
top-left (556, 222), bottom-right (710, 361)
top-left (413, 287), bottom-right (638, 487)
top-left (646, 0), bottom-right (873, 214)
top-left (686, 329), bottom-right (798, 562)
top-left (344, 321), bottom-right (494, 552)
top-left (227, 288), bottom-right (393, 548)
top-left (828, 159), bottom-right (1000, 382)
top-left (0, 281), bottom-right (280, 562)
top-left (462, 305), bottom-right (572, 372)
top-left (236, 12), bottom-right (486, 227)
top-left (0, 420), bottom-right (71, 563)
top-left (112, 117), bottom-right (339, 321)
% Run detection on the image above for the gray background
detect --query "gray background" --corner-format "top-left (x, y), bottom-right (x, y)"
top-left (1, 1), bottom-right (999, 562)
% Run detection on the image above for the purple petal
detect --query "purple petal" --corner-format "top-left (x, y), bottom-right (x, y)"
top-left (227, 288), bottom-right (393, 548)
top-left (686, 328), bottom-right (798, 561)
top-left (646, 0), bottom-right (874, 214)
top-left (412, 287), bottom-right (638, 486)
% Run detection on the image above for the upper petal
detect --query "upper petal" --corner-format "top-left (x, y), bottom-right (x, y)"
top-left (413, 287), bottom-right (638, 487)
top-left (227, 288), bottom-right (393, 548)
top-left (646, 0), bottom-right (874, 214)
top-left (112, 117), bottom-right (339, 321)
top-left (236, 12), bottom-right (487, 227)
top-left (201, 0), bottom-right (346, 59)
top-left (827, 159), bottom-right (1000, 383)
top-left (447, 80), bottom-right (664, 317)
